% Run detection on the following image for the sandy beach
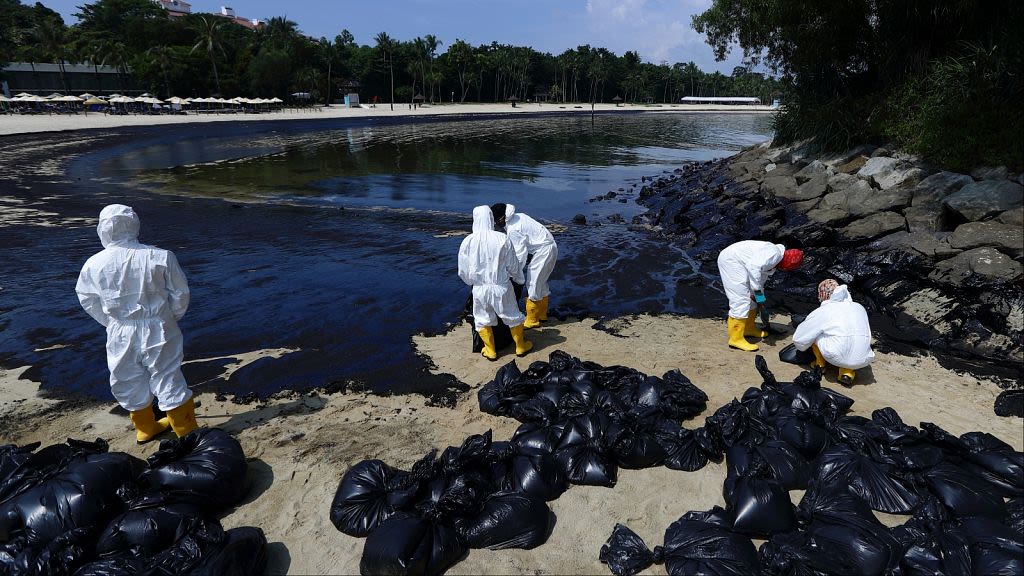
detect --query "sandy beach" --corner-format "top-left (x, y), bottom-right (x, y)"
top-left (0, 102), bottom-right (776, 136)
top-left (2, 313), bottom-right (1018, 575)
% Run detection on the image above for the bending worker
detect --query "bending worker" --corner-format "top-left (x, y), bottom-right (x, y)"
top-left (793, 279), bottom-right (875, 386)
top-left (458, 205), bottom-right (533, 360)
top-left (717, 240), bottom-right (804, 351)
top-left (491, 203), bottom-right (557, 328)
top-left (76, 204), bottom-right (198, 443)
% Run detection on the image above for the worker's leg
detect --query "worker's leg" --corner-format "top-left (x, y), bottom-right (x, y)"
top-left (108, 323), bottom-right (168, 442)
top-left (143, 322), bottom-right (195, 437)
top-left (529, 244), bottom-right (557, 322)
top-left (496, 284), bottom-right (531, 356)
top-left (473, 288), bottom-right (500, 360)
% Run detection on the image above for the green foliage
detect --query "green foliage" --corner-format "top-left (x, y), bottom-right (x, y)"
top-left (248, 48), bottom-right (291, 96)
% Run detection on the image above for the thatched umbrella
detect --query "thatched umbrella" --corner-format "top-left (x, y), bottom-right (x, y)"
top-left (613, 95), bottom-right (623, 107)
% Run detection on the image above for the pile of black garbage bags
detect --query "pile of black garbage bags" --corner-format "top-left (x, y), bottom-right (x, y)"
top-left (330, 350), bottom-right (711, 575)
top-left (599, 356), bottom-right (1024, 576)
top-left (0, 428), bottom-right (268, 575)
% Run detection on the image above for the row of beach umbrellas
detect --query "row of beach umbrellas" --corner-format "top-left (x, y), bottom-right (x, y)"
top-left (0, 92), bottom-right (284, 105)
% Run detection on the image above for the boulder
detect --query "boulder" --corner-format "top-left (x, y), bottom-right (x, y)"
top-left (790, 197), bottom-right (823, 212)
top-left (903, 204), bottom-right (947, 233)
top-left (871, 230), bottom-right (957, 259)
top-left (911, 171), bottom-right (973, 206)
top-left (764, 162), bottom-right (777, 173)
top-left (873, 167), bottom-right (924, 190)
top-left (929, 248), bottom-right (1023, 284)
top-left (821, 145), bottom-right (876, 167)
top-left (765, 163), bottom-right (800, 177)
top-left (947, 221), bottom-right (1024, 258)
top-left (996, 207), bottom-right (1023, 227)
top-left (840, 212), bottom-right (906, 241)
top-left (970, 166), bottom-right (1009, 181)
top-left (806, 207), bottom-right (849, 225)
top-left (765, 147), bottom-right (792, 164)
top-left (787, 174), bottom-right (830, 201)
top-left (897, 288), bottom-right (960, 332)
top-left (795, 160), bottom-right (832, 184)
top-left (837, 155), bottom-right (868, 174)
top-left (847, 186), bottom-right (912, 217)
top-left (943, 180), bottom-right (1024, 221)
top-left (857, 156), bottom-right (898, 178)
top-left (760, 175), bottom-right (799, 198)
top-left (827, 172), bottom-right (859, 191)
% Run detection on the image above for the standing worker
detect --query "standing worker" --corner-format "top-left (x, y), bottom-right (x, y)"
top-left (76, 204), bottom-right (198, 443)
top-left (792, 279), bottom-right (875, 386)
top-left (491, 203), bottom-right (558, 329)
top-left (717, 240), bottom-right (804, 351)
top-left (459, 205), bottom-right (533, 360)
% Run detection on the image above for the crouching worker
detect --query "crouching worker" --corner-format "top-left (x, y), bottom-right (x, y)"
top-left (793, 279), bottom-right (875, 386)
top-left (76, 204), bottom-right (198, 443)
top-left (458, 205), bottom-right (533, 360)
top-left (717, 240), bottom-right (804, 351)
top-left (491, 203), bottom-right (557, 328)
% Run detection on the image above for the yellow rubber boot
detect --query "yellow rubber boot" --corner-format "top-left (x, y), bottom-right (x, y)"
top-left (537, 296), bottom-right (549, 321)
top-left (166, 397), bottom-right (199, 438)
top-left (811, 344), bottom-right (827, 368)
top-left (727, 317), bottom-right (758, 351)
top-left (744, 309), bottom-right (768, 338)
top-left (129, 406), bottom-right (170, 444)
top-left (837, 368), bottom-right (856, 387)
top-left (477, 326), bottom-right (498, 361)
top-left (510, 324), bottom-right (534, 356)
top-left (524, 299), bottom-right (541, 329)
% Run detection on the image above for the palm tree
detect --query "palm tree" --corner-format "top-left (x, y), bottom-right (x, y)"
top-left (374, 32), bottom-right (395, 111)
top-left (33, 16), bottom-right (70, 94)
top-left (265, 16), bottom-right (299, 51)
top-left (102, 41), bottom-right (131, 90)
top-left (319, 38), bottom-right (336, 106)
top-left (145, 45), bottom-right (175, 98)
top-left (423, 34), bottom-right (441, 102)
top-left (191, 16), bottom-right (225, 95)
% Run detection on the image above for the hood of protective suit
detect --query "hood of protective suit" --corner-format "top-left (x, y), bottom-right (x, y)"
top-left (505, 204), bottom-right (517, 219)
top-left (825, 284), bottom-right (851, 304)
top-left (472, 205), bottom-right (496, 234)
top-left (97, 204), bottom-right (140, 248)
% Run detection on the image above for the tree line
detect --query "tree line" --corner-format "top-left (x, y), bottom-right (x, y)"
top-left (0, 0), bottom-right (782, 108)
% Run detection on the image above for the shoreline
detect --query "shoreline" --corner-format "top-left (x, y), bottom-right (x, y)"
top-left (0, 102), bottom-right (776, 137)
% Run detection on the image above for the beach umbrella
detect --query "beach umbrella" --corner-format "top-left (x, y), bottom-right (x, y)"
top-left (56, 95), bottom-right (83, 102)
top-left (14, 92), bottom-right (32, 98)
top-left (79, 93), bottom-right (96, 99)
top-left (45, 92), bottom-right (64, 99)
top-left (166, 96), bottom-right (188, 104)
top-left (83, 97), bottom-right (106, 105)
top-left (0, 95), bottom-right (9, 102)
top-left (270, 97), bottom-right (283, 103)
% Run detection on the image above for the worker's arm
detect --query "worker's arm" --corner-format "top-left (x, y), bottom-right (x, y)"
top-left (457, 239), bottom-right (474, 286)
top-left (165, 251), bottom-right (190, 321)
top-left (508, 230), bottom-right (529, 272)
top-left (75, 268), bottom-right (109, 327)
top-left (503, 240), bottom-right (526, 285)
top-left (792, 309), bottom-right (825, 351)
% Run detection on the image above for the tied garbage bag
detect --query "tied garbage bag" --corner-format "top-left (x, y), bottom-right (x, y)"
top-left (778, 343), bottom-right (816, 366)
top-left (958, 431), bottom-right (1023, 496)
top-left (994, 389), bottom-right (1024, 418)
top-left (723, 447), bottom-right (797, 536)
top-left (491, 444), bottom-right (568, 502)
top-left (812, 443), bottom-right (920, 514)
top-left (774, 408), bottom-right (830, 459)
top-left (608, 417), bottom-right (669, 470)
top-left (510, 421), bottom-right (567, 455)
top-left (189, 526), bottom-right (269, 576)
top-left (455, 492), bottom-right (552, 550)
top-left (330, 459), bottom-right (423, 537)
top-left (0, 443), bottom-right (38, 492)
top-left (599, 508), bottom-right (759, 576)
top-left (654, 424), bottom-right (709, 472)
top-left (0, 527), bottom-right (91, 576)
top-left (95, 493), bottom-right (204, 558)
top-left (657, 370), bottom-right (708, 420)
top-left (1007, 497), bottom-right (1024, 535)
top-left (477, 363), bottom-right (532, 417)
top-left (0, 439), bottom-right (109, 503)
top-left (73, 557), bottom-right (147, 575)
top-left (923, 461), bottom-right (1007, 518)
top-left (554, 414), bottom-right (618, 487)
top-left (141, 428), bottom-right (247, 508)
top-left (359, 512), bottom-right (465, 576)
top-left (0, 452), bottom-right (138, 546)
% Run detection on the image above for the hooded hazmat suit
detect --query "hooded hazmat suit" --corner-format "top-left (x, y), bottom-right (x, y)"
top-left (503, 204), bottom-right (557, 301)
top-left (717, 240), bottom-right (786, 319)
top-left (458, 206), bottom-right (526, 330)
top-left (792, 284), bottom-right (875, 369)
top-left (76, 204), bottom-right (192, 413)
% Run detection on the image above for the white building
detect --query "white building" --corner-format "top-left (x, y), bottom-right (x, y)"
top-left (153, 0), bottom-right (191, 17)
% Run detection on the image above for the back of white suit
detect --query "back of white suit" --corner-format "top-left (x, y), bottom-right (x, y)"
top-left (792, 285), bottom-right (875, 369)
top-left (504, 204), bottom-right (557, 300)
top-left (458, 206), bottom-right (525, 329)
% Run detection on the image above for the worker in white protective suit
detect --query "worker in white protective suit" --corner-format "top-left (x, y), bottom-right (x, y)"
top-left (717, 240), bottom-right (804, 351)
top-left (792, 279), bottom-right (875, 386)
top-left (458, 205), bottom-right (533, 360)
top-left (76, 204), bottom-right (198, 443)
top-left (491, 203), bottom-right (558, 329)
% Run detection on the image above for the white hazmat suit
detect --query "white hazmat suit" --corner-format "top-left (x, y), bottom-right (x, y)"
top-left (76, 204), bottom-right (192, 413)
top-left (793, 285), bottom-right (875, 369)
top-left (717, 240), bottom-right (785, 319)
top-left (458, 206), bottom-right (526, 330)
top-left (504, 204), bottom-right (558, 300)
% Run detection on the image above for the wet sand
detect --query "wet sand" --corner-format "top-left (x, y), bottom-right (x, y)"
top-left (2, 314), bottom-right (1018, 575)
top-left (0, 102), bottom-right (775, 136)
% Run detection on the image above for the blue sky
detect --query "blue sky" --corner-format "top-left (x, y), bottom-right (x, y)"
top-left (38, 0), bottom-right (749, 73)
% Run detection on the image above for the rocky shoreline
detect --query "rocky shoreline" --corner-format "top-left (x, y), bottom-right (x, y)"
top-left (627, 141), bottom-right (1022, 403)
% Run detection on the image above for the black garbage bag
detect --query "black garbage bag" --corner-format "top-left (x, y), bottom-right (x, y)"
top-left (608, 417), bottom-right (669, 470)
top-left (0, 443), bottom-right (39, 491)
top-left (455, 492), bottom-right (552, 550)
top-left (141, 428), bottom-right (247, 508)
top-left (0, 527), bottom-right (91, 576)
top-left (994, 389), bottom-right (1024, 417)
top-left (438, 431), bottom-right (493, 477)
top-left (359, 512), bottom-right (466, 576)
top-left (723, 446), bottom-right (797, 536)
top-left (509, 397), bottom-right (558, 424)
top-left (142, 516), bottom-right (228, 575)
top-left (793, 486), bottom-right (904, 576)
top-left (923, 460), bottom-right (1007, 518)
top-left (812, 443), bottom-right (920, 514)
top-left (510, 421), bottom-right (567, 455)
top-left (740, 384), bottom-right (789, 421)
top-left (600, 508), bottom-right (758, 576)
top-left (657, 370), bottom-right (708, 421)
top-left (477, 363), bottom-right (530, 417)
top-left (862, 412), bottom-right (943, 472)
top-left (1007, 497), bottom-right (1024, 535)
top-left (95, 493), bottom-right (204, 559)
top-left (188, 526), bottom-right (269, 576)
top-left (654, 423), bottom-right (709, 472)
top-left (957, 516), bottom-right (1024, 576)
top-left (0, 451), bottom-right (138, 547)
top-left (554, 414), bottom-right (618, 487)
top-left (495, 445), bottom-right (568, 502)
top-left (0, 439), bottom-right (110, 503)
top-left (533, 382), bottom-right (567, 407)
top-left (958, 431), bottom-right (1023, 496)
top-left (778, 343), bottom-right (816, 366)
top-left (698, 400), bottom-right (751, 459)
top-left (330, 459), bottom-right (423, 537)
top-left (774, 408), bottom-right (830, 459)
top-left (73, 557), bottom-right (147, 576)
